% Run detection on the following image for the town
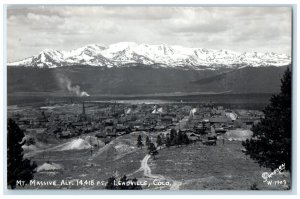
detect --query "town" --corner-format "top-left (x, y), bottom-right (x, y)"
top-left (8, 100), bottom-right (264, 148)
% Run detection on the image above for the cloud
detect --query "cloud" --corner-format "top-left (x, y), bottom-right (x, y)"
top-left (7, 6), bottom-right (292, 62)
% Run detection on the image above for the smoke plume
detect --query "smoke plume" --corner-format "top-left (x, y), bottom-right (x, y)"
top-left (57, 74), bottom-right (90, 97)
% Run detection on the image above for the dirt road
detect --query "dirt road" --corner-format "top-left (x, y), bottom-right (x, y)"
top-left (140, 153), bottom-right (182, 190)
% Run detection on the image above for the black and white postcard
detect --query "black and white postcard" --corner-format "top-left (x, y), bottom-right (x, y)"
top-left (5, 5), bottom-right (293, 192)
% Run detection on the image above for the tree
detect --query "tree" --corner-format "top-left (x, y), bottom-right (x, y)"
top-left (25, 137), bottom-right (36, 151)
top-left (156, 135), bottom-right (163, 149)
top-left (250, 183), bottom-right (259, 190)
top-left (177, 130), bottom-right (183, 147)
top-left (136, 135), bottom-right (144, 149)
top-left (25, 137), bottom-right (36, 146)
top-left (119, 175), bottom-right (128, 190)
top-left (145, 136), bottom-right (151, 147)
top-left (105, 176), bottom-right (117, 189)
top-left (161, 133), bottom-right (166, 144)
top-left (7, 119), bottom-right (37, 189)
top-left (170, 129), bottom-right (176, 141)
top-left (242, 67), bottom-right (291, 172)
top-left (182, 133), bottom-right (190, 145)
top-left (166, 135), bottom-right (171, 147)
top-left (130, 178), bottom-right (142, 190)
top-left (171, 132), bottom-right (178, 147)
top-left (148, 142), bottom-right (158, 159)
top-left (201, 121), bottom-right (207, 133)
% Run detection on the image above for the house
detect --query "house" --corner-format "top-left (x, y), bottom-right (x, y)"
top-left (210, 117), bottom-right (232, 124)
top-left (194, 120), bottom-right (211, 134)
top-left (60, 130), bottom-right (72, 138)
top-left (26, 128), bottom-right (46, 135)
top-left (238, 117), bottom-right (257, 125)
top-left (117, 131), bottom-right (127, 136)
top-left (116, 124), bottom-right (126, 131)
top-left (154, 125), bottom-right (166, 131)
top-left (161, 116), bottom-right (173, 125)
top-left (17, 118), bottom-right (30, 126)
top-left (189, 115), bottom-right (203, 126)
top-left (209, 117), bottom-right (233, 128)
top-left (95, 131), bottom-right (107, 138)
top-left (186, 132), bottom-right (200, 143)
top-left (215, 127), bottom-right (227, 134)
top-left (72, 122), bottom-right (84, 128)
top-left (103, 119), bottom-right (114, 126)
top-left (105, 126), bottom-right (116, 137)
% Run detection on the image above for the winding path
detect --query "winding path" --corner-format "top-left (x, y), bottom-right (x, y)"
top-left (141, 154), bottom-right (165, 180)
top-left (140, 153), bottom-right (182, 190)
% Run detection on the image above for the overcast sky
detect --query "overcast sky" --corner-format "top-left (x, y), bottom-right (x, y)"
top-left (7, 6), bottom-right (292, 62)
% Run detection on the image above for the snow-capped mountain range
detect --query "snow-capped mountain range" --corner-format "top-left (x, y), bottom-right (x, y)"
top-left (8, 42), bottom-right (291, 69)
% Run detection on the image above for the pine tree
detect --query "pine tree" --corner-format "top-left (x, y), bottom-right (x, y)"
top-left (119, 175), bottom-right (128, 190)
top-left (25, 137), bottom-right (36, 146)
top-left (171, 132), bottom-right (178, 147)
top-left (145, 136), bottom-right (150, 147)
top-left (130, 178), bottom-right (142, 190)
top-left (7, 119), bottom-right (37, 189)
top-left (156, 135), bottom-right (163, 149)
top-left (25, 137), bottom-right (36, 151)
top-left (136, 135), bottom-right (144, 149)
top-left (166, 135), bottom-right (171, 147)
top-left (182, 133), bottom-right (190, 145)
top-left (177, 130), bottom-right (183, 146)
top-left (148, 142), bottom-right (158, 159)
top-left (105, 176), bottom-right (117, 189)
top-left (170, 129), bottom-right (176, 141)
top-left (242, 67), bottom-right (291, 171)
top-left (161, 133), bottom-right (166, 144)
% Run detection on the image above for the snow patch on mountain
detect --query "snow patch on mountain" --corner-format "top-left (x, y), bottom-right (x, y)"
top-left (8, 42), bottom-right (291, 69)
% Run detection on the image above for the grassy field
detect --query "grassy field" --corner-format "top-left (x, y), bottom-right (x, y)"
top-left (149, 140), bottom-right (290, 190)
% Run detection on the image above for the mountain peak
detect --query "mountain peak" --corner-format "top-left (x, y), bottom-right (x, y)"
top-left (8, 42), bottom-right (291, 69)
top-left (41, 48), bottom-right (57, 53)
top-left (107, 42), bottom-right (138, 51)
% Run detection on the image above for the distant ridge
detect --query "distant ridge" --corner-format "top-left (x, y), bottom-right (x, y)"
top-left (8, 42), bottom-right (291, 69)
top-left (7, 65), bottom-right (289, 95)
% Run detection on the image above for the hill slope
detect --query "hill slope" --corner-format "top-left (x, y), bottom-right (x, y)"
top-left (7, 65), bottom-right (289, 96)
top-left (192, 66), bottom-right (288, 93)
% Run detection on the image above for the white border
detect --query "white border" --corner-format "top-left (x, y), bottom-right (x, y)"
top-left (1, 1), bottom-right (299, 199)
